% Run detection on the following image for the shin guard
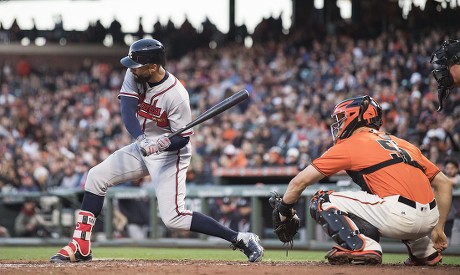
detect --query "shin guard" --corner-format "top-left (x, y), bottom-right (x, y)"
top-left (57, 210), bottom-right (95, 261)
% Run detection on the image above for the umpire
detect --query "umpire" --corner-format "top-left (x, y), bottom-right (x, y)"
top-left (430, 38), bottom-right (460, 112)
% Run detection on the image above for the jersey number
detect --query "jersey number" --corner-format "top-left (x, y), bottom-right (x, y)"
top-left (377, 140), bottom-right (413, 164)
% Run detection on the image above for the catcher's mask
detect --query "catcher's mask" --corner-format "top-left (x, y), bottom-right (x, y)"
top-left (120, 38), bottom-right (166, 69)
top-left (430, 39), bottom-right (460, 111)
top-left (330, 95), bottom-right (383, 144)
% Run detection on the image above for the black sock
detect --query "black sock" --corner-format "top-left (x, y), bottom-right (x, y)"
top-left (81, 191), bottom-right (105, 217)
top-left (190, 212), bottom-right (238, 242)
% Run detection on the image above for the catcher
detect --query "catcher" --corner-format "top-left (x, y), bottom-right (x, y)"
top-left (430, 38), bottom-right (460, 112)
top-left (270, 95), bottom-right (452, 265)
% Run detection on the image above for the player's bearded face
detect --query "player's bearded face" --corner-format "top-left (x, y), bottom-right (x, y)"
top-left (131, 66), bottom-right (152, 83)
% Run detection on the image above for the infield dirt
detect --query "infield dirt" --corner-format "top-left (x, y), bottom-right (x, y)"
top-left (1, 259), bottom-right (459, 275)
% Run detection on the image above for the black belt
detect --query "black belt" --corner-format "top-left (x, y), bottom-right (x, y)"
top-left (398, 196), bottom-right (436, 210)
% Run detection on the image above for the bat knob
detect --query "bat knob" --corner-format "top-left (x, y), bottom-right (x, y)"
top-left (140, 148), bottom-right (148, 157)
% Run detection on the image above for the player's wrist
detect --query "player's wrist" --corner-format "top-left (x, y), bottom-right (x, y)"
top-left (136, 134), bottom-right (146, 143)
top-left (279, 200), bottom-right (295, 218)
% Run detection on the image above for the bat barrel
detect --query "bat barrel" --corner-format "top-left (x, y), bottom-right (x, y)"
top-left (169, 89), bottom-right (249, 139)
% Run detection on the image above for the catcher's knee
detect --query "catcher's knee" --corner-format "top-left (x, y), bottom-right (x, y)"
top-left (309, 190), bottom-right (379, 251)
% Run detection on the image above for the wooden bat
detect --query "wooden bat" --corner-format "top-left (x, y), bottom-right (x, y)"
top-left (169, 89), bottom-right (249, 138)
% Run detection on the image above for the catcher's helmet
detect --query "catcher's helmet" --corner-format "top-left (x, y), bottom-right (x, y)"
top-left (330, 95), bottom-right (382, 143)
top-left (120, 38), bottom-right (166, 68)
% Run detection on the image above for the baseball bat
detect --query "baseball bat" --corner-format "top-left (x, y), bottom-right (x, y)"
top-left (141, 89), bottom-right (249, 156)
top-left (169, 89), bottom-right (249, 139)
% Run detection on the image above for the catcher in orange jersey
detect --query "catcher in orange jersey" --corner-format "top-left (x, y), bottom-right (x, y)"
top-left (277, 95), bottom-right (452, 265)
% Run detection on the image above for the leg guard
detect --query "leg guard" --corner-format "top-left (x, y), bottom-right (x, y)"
top-left (310, 190), bottom-right (366, 251)
top-left (50, 210), bottom-right (95, 263)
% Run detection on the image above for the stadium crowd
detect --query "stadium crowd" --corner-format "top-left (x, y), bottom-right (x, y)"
top-left (1, 27), bottom-right (459, 193)
top-left (1, 21), bottom-right (460, 238)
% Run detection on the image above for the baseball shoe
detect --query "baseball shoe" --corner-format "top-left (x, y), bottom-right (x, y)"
top-left (50, 240), bottom-right (92, 263)
top-left (325, 246), bottom-right (382, 265)
top-left (231, 232), bottom-right (264, 262)
top-left (404, 251), bottom-right (442, 266)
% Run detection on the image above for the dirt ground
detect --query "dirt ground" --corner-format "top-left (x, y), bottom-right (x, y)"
top-left (0, 260), bottom-right (459, 275)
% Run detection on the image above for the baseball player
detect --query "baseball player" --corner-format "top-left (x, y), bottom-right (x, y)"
top-left (274, 95), bottom-right (452, 265)
top-left (430, 38), bottom-right (460, 112)
top-left (50, 38), bottom-right (263, 263)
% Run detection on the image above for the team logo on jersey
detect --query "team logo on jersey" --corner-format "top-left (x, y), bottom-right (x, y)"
top-left (138, 99), bottom-right (169, 127)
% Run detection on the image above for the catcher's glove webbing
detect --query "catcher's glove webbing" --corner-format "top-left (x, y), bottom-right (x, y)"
top-left (269, 192), bottom-right (300, 255)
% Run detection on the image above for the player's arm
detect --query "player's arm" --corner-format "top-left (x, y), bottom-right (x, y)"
top-left (164, 135), bottom-right (189, 151)
top-left (430, 171), bottom-right (453, 251)
top-left (283, 164), bottom-right (325, 204)
top-left (120, 96), bottom-right (143, 139)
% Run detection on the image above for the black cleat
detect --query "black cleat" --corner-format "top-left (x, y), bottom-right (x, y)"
top-left (50, 249), bottom-right (92, 263)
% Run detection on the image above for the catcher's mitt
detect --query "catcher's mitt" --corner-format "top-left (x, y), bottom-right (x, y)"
top-left (269, 192), bottom-right (300, 253)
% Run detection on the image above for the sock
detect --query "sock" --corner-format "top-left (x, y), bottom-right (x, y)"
top-left (190, 212), bottom-right (238, 242)
top-left (81, 191), bottom-right (105, 217)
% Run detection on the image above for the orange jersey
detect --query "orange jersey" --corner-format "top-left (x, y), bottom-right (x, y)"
top-left (312, 129), bottom-right (440, 204)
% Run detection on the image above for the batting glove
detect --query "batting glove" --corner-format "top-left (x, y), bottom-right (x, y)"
top-left (137, 134), bottom-right (171, 156)
top-left (156, 134), bottom-right (171, 152)
top-left (137, 134), bottom-right (158, 156)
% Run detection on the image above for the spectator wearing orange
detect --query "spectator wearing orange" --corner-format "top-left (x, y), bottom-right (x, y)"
top-left (219, 144), bottom-right (248, 168)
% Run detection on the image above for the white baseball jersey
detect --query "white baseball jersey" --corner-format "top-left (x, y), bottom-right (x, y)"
top-left (119, 70), bottom-right (193, 139)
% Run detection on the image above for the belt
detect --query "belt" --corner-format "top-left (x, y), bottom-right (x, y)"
top-left (398, 196), bottom-right (436, 210)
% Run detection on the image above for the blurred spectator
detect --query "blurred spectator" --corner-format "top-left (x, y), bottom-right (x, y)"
top-left (212, 197), bottom-right (238, 231)
top-left (285, 147), bottom-right (300, 166)
top-left (219, 144), bottom-right (248, 168)
top-left (0, 83), bottom-right (16, 105)
top-left (8, 18), bottom-right (23, 41)
top-left (444, 159), bottom-right (460, 246)
top-left (52, 15), bottom-right (64, 43)
top-left (0, 22), bottom-right (9, 42)
top-left (16, 58), bottom-right (31, 77)
top-left (45, 161), bottom-right (65, 191)
top-left (236, 198), bottom-right (251, 232)
top-left (14, 198), bottom-right (52, 237)
top-left (0, 225), bottom-right (10, 237)
top-left (108, 17), bottom-right (124, 46)
top-left (58, 161), bottom-right (82, 190)
top-left (116, 178), bottom-right (150, 240)
top-left (135, 16), bottom-right (145, 40)
top-left (33, 166), bottom-right (50, 191)
top-left (264, 146), bottom-right (284, 166)
top-left (17, 174), bottom-right (39, 193)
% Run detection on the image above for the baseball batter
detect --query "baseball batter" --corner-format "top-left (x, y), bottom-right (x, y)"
top-left (50, 38), bottom-right (263, 263)
top-left (275, 95), bottom-right (452, 265)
